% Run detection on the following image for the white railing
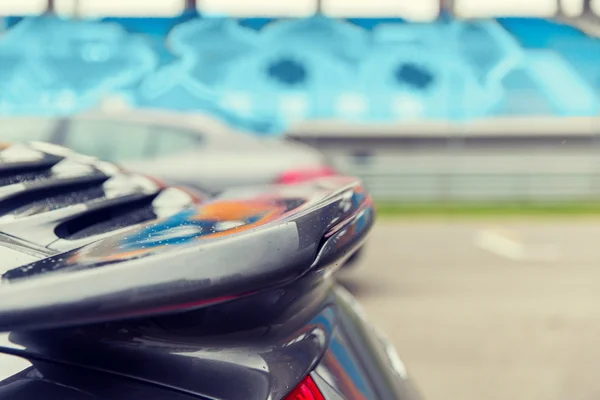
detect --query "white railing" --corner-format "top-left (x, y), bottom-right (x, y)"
top-left (198, 0), bottom-right (318, 17)
top-left (52, 0), bottom-right (187, 17)
top-left (332, 151), bottom-right (600, 202)
top-left (0, 0), bottom-right (599, 20)
top-left (0, 0), bottom-right (47, 16)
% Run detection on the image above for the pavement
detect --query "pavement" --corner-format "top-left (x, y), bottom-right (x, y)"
top-left (339, 219), bottom-right (600, 400)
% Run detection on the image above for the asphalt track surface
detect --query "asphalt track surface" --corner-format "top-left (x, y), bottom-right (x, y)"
top-left (339, 219), bottom-right (600, 400)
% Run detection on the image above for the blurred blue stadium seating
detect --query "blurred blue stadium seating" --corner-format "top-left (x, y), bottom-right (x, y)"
top-left (0, 14), bottom-right (599, 133)
top-left (0, 16), bottom-right (157, 115)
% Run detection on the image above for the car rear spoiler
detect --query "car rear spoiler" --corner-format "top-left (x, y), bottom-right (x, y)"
top-left (0, 176), bottom-right (374, 332)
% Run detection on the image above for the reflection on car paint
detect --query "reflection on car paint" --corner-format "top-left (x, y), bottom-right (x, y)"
top-left (1, 293), bottom-right (339, 400)
top-left (66, 197), bottom-right (291, 265)
top-left (326, 337), bottom-right (375, 400)
top-left (91, 177), bottom-right (366, 265)
top-left (332, 286), bottom-right (424, 400)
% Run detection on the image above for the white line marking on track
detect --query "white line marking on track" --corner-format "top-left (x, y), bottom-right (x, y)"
top-left (475, 230), bottom-right (525, 260)
top-left (474, 229), bottom-right (559, 262)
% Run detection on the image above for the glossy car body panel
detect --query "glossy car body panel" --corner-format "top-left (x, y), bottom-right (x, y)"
top-left (0, 285), bottom-right (421, 400)
top-left (0, 285), bottom-right (335, 400)
top-left (0, 142), bottom-right (420, 400)
top-left (0, 174), bottom-right (373, 331)
top-left (0, 351), bottom-right (204, 400)
top-left (315, 289), bottom-right (422, 400)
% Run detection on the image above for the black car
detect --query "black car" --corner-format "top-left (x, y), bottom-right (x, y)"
top-left (0, 141), bottom-right (421, 400)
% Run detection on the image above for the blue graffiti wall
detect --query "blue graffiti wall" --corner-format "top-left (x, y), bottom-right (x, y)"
top-left (0, 14), bottom-right (599, 134)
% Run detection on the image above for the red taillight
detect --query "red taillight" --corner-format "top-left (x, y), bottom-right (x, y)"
top-left (277, 166), bottom-right (337, 185)
top-left (285, 376), bottom-right (325, 400)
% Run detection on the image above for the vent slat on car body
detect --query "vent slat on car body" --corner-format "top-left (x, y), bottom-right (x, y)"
top-left (0, 153), bottom-right (63, 186)
top-left (0, 142), bottom-right (204, 252)
top-left (7, 184), bottom-right (108, 219)
top-left (0, 174), bottom-right (110, 216)
top-left (55, 193), bottom-right (160, 240)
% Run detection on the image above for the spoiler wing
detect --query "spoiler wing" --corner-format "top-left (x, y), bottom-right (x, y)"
top-left (0, 176), bottom-right (374, 332)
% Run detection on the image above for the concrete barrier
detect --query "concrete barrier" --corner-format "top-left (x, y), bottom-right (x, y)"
top-left (289, 124), bottom-right (600, 202)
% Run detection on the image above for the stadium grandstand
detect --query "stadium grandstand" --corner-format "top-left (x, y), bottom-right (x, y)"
top-left (0, 0), bottom-right (599, 136)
